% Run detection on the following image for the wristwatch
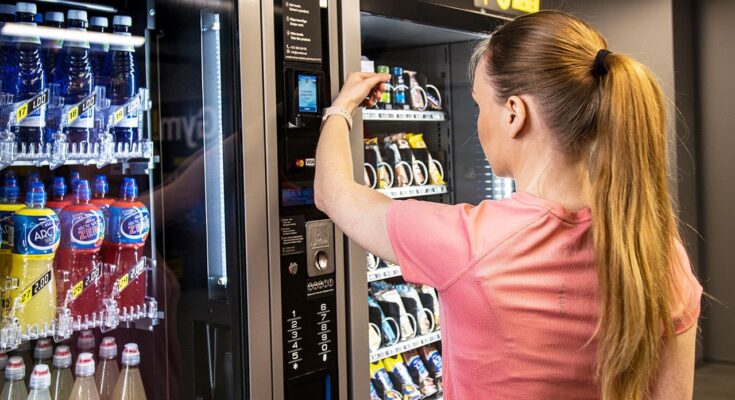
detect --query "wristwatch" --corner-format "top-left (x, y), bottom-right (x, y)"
top-left (322, 106), bottom-right (353, 131)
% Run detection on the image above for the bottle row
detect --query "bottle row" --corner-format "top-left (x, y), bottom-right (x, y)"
top-left (371, 344), bottom-right (443, 400)
top-left (0, 171), bottom-right (154, 349)
top-left (361, 57), bottom-right (443, 112)
top-left (364, 133), bottom-right (445, 190)
top-left (0, 3), bottom-right (150, 167)
top-left (0, 335), bottom-right (147, 400)
top-left (369, 281), bottom-right (440, 351)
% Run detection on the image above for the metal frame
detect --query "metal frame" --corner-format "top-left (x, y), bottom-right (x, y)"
top-left (237, 0), bottom-right (273, 399)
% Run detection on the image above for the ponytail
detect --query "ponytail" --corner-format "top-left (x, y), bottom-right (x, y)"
top-left (591, 53), bottom-right (678, 399)
top-left (477, 11), bottom-right (683, 399)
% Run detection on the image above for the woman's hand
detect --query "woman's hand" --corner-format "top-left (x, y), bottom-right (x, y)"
top-left (332, 72), bottom-right (391, 113)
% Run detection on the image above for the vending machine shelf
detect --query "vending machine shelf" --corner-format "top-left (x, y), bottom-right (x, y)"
top-left (0, 140), bottom-right (155, 169)
top-left (377, 184), bottom-right (448, 199)
top-left (362, 109), bottom-right (446, 122)
top-left (367, 265), bottom-right (402, 282)
top-left (369, 330), bottom-right (441, 363)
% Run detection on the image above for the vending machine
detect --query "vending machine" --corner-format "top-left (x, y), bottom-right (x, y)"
top-left (338, 1), bottom-right (514, 399)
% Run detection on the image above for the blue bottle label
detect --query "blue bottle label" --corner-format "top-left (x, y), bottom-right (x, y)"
top-left (13, 214), bottom-right (60, 255)
top-left (108, 205), bottom-right (150, 244)
top-left (0, 211), bottom-right (14, 250)
top-left (426, 350), bottom-right (443, 376)
top-left (394, 91), bottom-right (406, 104)
top-left (406, 355), bottom-right (429, 380)
top-left (61, 210), bottom-right (104, 250)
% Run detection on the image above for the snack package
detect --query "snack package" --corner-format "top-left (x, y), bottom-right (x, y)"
top-left (407, 133), bottom-right (445, 185)
top-left (383, 354), bottom-right (423, 400)
top-left (396, 284), bottom-right (435, 335)
top-left (403, 348), bottom-right (439, 397)
top-left (421, 344), bottom-right (444, 391)
top-left (365, 137), bottom-right (394, 189)
top-left (370, 361), bottom-right (403, 399)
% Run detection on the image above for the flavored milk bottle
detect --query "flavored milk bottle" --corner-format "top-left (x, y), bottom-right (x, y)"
top-left (54, 181), bottom-right (104, 322)
top-left (26, 364), bottom-right (50, 400)
top-left (49, 346), bottom-right (72, 400)
top-left (3, 183), bottom-right (59, 333)
top-left (110, 344), bottom-right (145, 400)
top-left (100, 179), bottom-right (149, 318)
top-left (94, 338), bottom-right (118, 400)
top-left (68, 353), bottom-right (99, 400)
top-left (0, 356), bottom-right (27, 400)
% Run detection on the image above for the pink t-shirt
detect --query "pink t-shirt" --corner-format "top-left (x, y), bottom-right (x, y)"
top-left (386, 191), bottom-right (702, 400)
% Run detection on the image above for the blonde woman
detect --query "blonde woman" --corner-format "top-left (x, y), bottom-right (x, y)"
top-left (315, 11), bottom-right (702, 400)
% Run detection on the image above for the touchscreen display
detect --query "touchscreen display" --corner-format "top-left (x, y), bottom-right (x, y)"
top-left (297, 73), bottom-right (318, 113)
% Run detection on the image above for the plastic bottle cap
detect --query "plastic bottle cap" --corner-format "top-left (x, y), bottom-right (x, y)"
top-left (121, 343), bottom-right (140, 366)
top-left (94, 175), bottom-right (108, 195)
top-left (0, 4), bottom-right (15, 15)
top-left (5, 356), bottom-right (24, 380)
top-left (52, 345), bottom-right (71, 368)
top-left (67, 9), bottom-right (87, 22)
top-left (15, 2), bottom-right (35, 14)
top-left (51, 176), bottom-right (66, 196)
top-left (34, 338), bottom-right (53, 361)
top-left (25, 181), bottom-right (46, 205)
top-left (74, 179), bottom-right (91, 201)
top-left (44, 11), bottom-right (64, 23)
top-left (119, 177), bottom-right (138, 198)
top-left (112, 15), bottom-right (132, 27)
top-left (99, 337), bottom-right (117, 359)
top-left (0, 352), bottom-right (7, 369)
top-left (75, 353), bottom-right (95, 377)
top-left (29, 364), bottom-right (50, 389)
top-left (3, 176), bottom-right (19, 200)
top-left (78, 330), bottom-right (95, 351)
top-left (90, 16), bottom-right (108, 27)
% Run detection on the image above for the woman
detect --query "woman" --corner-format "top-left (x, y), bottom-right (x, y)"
top-left (314, 11), bottom-right (702, 400)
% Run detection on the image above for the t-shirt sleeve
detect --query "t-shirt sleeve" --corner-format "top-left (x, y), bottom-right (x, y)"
top-left (670, 241), bottom-right (703, 335)
top-left (386, 200), bottom-right (480, 291)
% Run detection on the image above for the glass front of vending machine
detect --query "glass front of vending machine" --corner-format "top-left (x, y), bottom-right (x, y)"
top-left (0, 1), bottom-right (271, 399)
top-left (339, 1), bottom-right (514, 399)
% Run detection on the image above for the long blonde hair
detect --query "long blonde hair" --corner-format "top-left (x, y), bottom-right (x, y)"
top-left (475, 11), bottom-right (681, 399)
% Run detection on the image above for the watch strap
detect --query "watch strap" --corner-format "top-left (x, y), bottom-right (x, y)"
top-left (322, 106), bottom-right (353, 131)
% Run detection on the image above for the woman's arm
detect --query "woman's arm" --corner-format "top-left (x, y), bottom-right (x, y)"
top-left (649, 324), bottom-right (697, 399)
top-left (314, 72), bottom-right (399, 263)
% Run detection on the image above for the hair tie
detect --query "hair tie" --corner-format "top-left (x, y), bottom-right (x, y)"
top-left (593, 49), bottom-right (611, 78)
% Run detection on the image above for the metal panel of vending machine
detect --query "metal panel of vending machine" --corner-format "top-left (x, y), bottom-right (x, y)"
top-left (338, 1), bottom-right (513, 398)
top-left (0, 0), bottom-right (272, 399)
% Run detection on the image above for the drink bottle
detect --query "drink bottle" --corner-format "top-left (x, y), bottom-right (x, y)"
top-left (57, 10), bottom-right (94, 146)
top-left (54, 181), bottom-right (104, 321)
top-left (41, 12), bottom-right (63, 85)
top-left (68, 353), bottom-right (99, 400)
top-left (0, 175), bottom-right (23, 281)
top-left (94, 337), bottom-right (117, 400)
top-left (48, 346), bottom-right (72, 400)
top-left (45, 177), bottom-right (68, 215)
top-left (100, 178), bottom-right (149, 317)
top-left (26, 364), bottom-right (50, 400)
top-left (31, 339), bottom-right (51, 370)
top-left (0, 356), bottom-right (27, 400)
top-left (88, 17), bottom-right (108, 89)
top-left (68, 171), bottom-right (80, 192)
top-left (76, 330), bottom-right (95, 367)
top-left (90, 176), bottom-right (113, 228)
top-left (22, 173), bottom-right (39, 200)
top-left (109, 344), bottom-right (145, 400)
top-left (105, 16), bottom-right (138, 147)
top-left (3, 183), bottom-right (59, 332)
top-left (0, 4), bottom-right (16, 101)
top-left (0, 352), bottom-right (7, 391)
top-left (9, 343), bottom-right (30, 378)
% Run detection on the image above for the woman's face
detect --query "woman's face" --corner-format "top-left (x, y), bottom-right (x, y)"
top-left (472, 58), bottom-right (514, 178)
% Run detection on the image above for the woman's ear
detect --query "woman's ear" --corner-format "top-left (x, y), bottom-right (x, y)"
top-left (505, 95), bottom-right (527, 139)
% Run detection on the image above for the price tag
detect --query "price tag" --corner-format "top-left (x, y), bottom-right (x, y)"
top-left (19, 270), bottom-right (52, 305)
top-left (14, 90), bottom-right (49, 123)
top-left (66, 93), bottom-right (96, 124)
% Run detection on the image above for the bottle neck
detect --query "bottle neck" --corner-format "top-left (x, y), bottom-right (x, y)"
top-left (121, 195), bottom-right (136, 202)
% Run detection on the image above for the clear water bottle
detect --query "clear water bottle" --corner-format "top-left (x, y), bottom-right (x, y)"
top-left (41, 11), bottom-right (64, 84)
top-left (57, 10), bottom-right (94, 146)
top-left (105, 15), bottom-right (137, 148)
top-left (0, 4), bottom-right (16, 96)
top-left (88, 17), bottom-right (108, 89)
top-left (9, 2), bottom-right (46, 150)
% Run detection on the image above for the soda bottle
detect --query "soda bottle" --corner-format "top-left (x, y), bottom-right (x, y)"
top-left (45, 177), bottom-right (68, 215)
top-left (9, 2), bottom-right (47, 151)
top-left (0, 175), bottom-right (23, 281)
top-left (0, 352), bottom-right (7, 391)
top-left (31, 339), bottom-right (52, 370)
top-left (49, 346), bottom-right (72, 400)
top-left (54, 181), bottom-right (104, 322)
top-left (105, 16), bottom-right (138, 147)
top-left (26, 364), bottom-right (50, 400)
top-left (68, 353), bottom-right (99, 400)
top-left (41, 12), bottom-right (64, 85)
top-left (391, 67), bottom-right (407, 110)
top-left (76, 331), bottom-right (95, 366)
top-left (0, 356), bottom-right (26, 400)
top-left (56, 10), bottom-right (94, 146)
top-left (0, 4), bottom-right (16, 103)
top-left (3, 182), bottom-right (59, 332)
top-left (94, 337), bottom-right (117, 400)
top-left (109, 344), bottom-right (145, 400)
top-left (90, 176), bottom-right (113, 227)
top-left (88, 17), bottom-right (108, 89)
top-left (100, 178), bottom-right (149, 317)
